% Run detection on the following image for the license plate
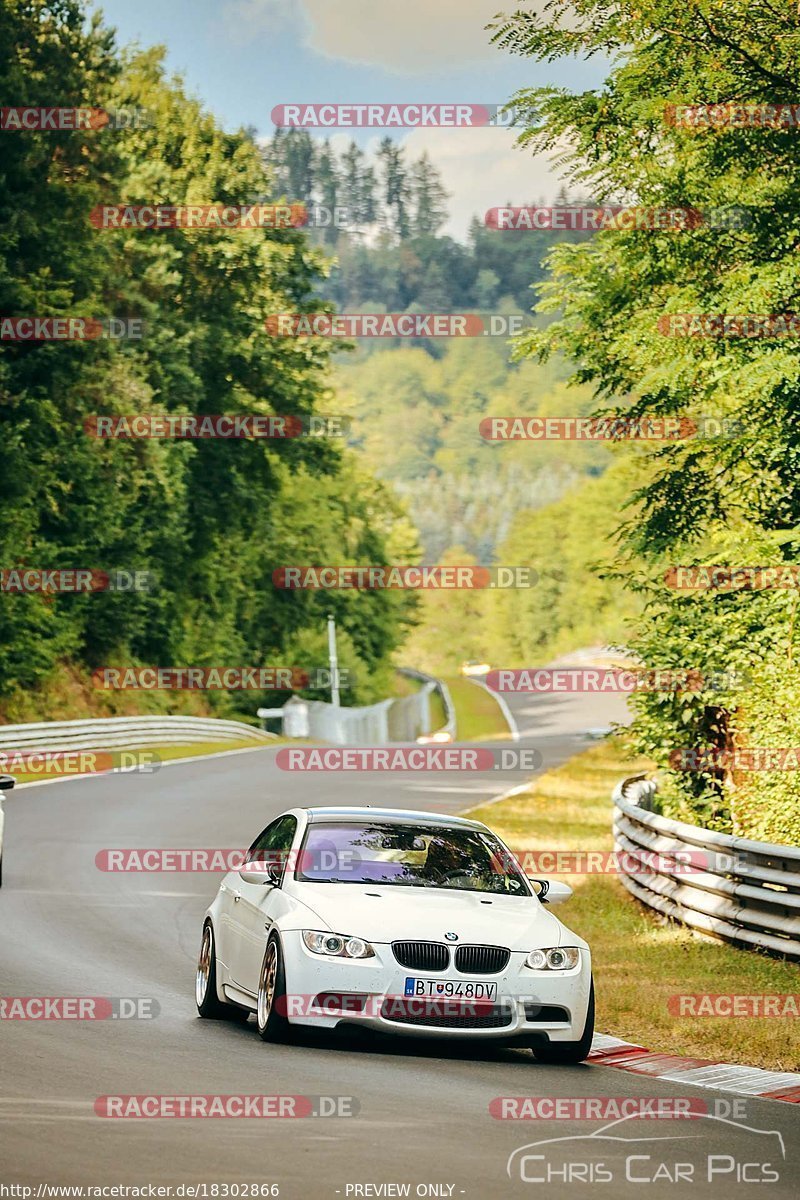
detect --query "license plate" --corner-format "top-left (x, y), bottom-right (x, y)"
top-left (404, 977), bottom-right (497, 1001)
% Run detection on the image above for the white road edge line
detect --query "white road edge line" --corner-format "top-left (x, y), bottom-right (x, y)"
top-left (11, 742), bottom-right (274, 790)
top-left (461, 780), bottom-right (531, 812)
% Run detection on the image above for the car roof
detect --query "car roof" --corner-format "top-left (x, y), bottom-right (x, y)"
top-left (303, 806), bottom-right (486, 829)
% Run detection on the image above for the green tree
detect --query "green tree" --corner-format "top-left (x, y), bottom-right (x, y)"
top-left (494, 0), bottom-right (800, 838)
top-left (0, 1), bottom-right (418, 718)
top-left (340, 140), bottom-right (377, 232)
top-left (314, 141), bottom-right (339, 245)
top-left (377, 138), bottom-right (410, 239)
top-left (409, 152), bottom-right (449, 237)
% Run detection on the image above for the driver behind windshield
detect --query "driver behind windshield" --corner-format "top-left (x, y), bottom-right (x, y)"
top-left (297, 821), bottom-right (527, 894)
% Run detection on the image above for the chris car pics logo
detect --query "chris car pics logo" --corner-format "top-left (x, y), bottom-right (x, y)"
top-left (506, 1113), bottom-right (785, 1184)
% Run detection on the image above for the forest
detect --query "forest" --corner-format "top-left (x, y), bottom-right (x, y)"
top-left (5, 0), bottom-right (799, 846)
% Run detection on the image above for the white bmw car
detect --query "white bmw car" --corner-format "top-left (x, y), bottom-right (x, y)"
top-left (196, 806), bottom-right (594, 1063)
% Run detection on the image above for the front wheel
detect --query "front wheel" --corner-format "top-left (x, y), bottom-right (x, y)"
top-left (256, 936), bottom-right (291, 1042)
top-left (532, 979), bottom-right (595, 1064)
top-left (196, 922), bottom-right (249, 1021)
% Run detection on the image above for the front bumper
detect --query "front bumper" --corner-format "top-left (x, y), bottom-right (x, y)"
top-left (279, 931), bottom-right (592, 1042)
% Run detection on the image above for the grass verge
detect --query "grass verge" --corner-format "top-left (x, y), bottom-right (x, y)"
top-left (428, 687), bottom-right (447, 733)
top-left (466, 736), bottom-right (800, 1072)
top-left (445, 676), bottom-right (511, 741)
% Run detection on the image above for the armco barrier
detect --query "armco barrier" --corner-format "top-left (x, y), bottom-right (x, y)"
top-left (301, 685), bottom-right (434, 745)
top-left (264, 670), bottom-right (443, 745)
top-left (613, 776), bottom-right (800, 959)
top-left (397, 668), bottom-right (456, 739)
top-left (0, 715), bottom-right (274, 754)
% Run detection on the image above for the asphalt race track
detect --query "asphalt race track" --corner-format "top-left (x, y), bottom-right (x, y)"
top-left (1, 679), bottom-right (798, 1197)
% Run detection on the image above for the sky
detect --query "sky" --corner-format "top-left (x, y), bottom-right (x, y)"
top-left (92, 0), bottom-right (611, 239)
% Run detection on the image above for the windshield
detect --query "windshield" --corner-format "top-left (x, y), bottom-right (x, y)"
top-left (296, 821), bottom-right (530, 894)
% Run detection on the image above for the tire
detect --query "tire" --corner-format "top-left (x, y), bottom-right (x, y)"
top-left (256, 935), bottom-right (291, 1042)
top-left (196, 922), bottom-right (249, 1021)
top-left (532, 979), bottom-right (595, 1064)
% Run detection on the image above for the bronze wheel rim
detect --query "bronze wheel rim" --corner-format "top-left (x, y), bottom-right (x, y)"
top-left (258, 942), bottom-right (278, 1030)
top-left (196, 926), bottom-right (212, 1007)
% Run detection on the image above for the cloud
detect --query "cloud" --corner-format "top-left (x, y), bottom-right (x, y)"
top-left (302, 0), bottom-right (503, 72)
top-left (220, 1), bottom-right (575, 72)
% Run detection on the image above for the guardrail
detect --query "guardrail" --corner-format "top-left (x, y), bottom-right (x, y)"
top-left (258, 668), bottom-right (452, 745)
top-left (613, 776), bottom-right (800, 959)
top-left (397, 668), bottom-right (457, 739)
top-left (302, 694), bottom-right (425, 745)
top-left (0, 715), bottom-right (274, 753)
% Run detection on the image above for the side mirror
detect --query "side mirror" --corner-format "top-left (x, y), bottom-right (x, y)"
top-left (529, 878), bottom-right (573, 904)
top-left (239, 861), bottom-right (282, 887)
top-left (0, 775), bottom-right (15, 791)
top-left (527, 878), bottom-right (573, 902)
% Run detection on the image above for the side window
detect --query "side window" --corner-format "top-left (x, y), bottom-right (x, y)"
top-left (245, 816), bottom-right (297, 880)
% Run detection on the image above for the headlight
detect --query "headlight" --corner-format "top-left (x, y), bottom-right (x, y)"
top-left (302, 930), bottom-right (375, 959)
top-left (525, 946), bottom-right (580, 970)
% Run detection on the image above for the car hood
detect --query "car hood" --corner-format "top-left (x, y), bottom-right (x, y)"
top-left (290, 882), bottom-right (564, 947)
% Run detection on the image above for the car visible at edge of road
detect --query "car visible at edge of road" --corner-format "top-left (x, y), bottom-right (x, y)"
top-left (196, 805), bottom-right (594, 1063)
top-left (460, 660), bottom-right (491, 677)
top-left (0, 774), bottom-right (16, 887)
